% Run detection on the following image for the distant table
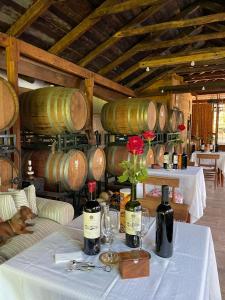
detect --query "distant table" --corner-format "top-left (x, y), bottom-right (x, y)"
top-left (137, 167), bottom-right (206, 223)
top-left (191, 151), bottom-right (225, 175)
top-left (0, 216), bottom-right (221, 300)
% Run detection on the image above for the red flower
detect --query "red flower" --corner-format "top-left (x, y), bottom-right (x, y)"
top-left (178, 124), bottom-right (186, 131)
top-left (142, 130), bottom-right (156, 142)
top-left (126, 136), bottom-right (144, 155)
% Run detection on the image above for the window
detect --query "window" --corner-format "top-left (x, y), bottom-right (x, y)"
top-left (213, 104), bottom-right (225, 145)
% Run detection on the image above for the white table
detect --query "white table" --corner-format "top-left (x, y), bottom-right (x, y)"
top-left (191, 151), bottom-right (225, 175)
top-left (0, 217), bottom-right (221, 300)
top-left (137, 167), bottom-right (206, 223)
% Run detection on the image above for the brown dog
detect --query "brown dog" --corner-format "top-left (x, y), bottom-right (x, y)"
top-left (0, 206), bottom-right (36, 246)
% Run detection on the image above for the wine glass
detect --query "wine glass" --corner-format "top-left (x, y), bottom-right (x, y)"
top-left (136, 208), bottom-right (151, 250)
top-left (99, 206), bottom-right (119, 265)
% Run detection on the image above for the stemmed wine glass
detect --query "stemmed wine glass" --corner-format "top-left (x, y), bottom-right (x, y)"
top-left (99, 206), bottom-right (119, 265)
top-left (136, 207), bottom-right (151, 250)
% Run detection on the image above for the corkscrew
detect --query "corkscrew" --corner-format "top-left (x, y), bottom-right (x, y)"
top-left (66, 260), bottom-right (111, 272)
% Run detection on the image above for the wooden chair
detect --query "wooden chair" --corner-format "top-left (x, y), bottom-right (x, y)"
top-left (139, 176), bottom-right (190, 223)
top-left (196, 153), bottom-right (220, 189)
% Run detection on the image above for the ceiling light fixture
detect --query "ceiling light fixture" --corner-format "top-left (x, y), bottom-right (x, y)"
top-left (202, 86), bottom-right (206, 91)
top-left (191, 61), bottom-right (195, 67)
top-left (146, 67), bottom-right (150, 72)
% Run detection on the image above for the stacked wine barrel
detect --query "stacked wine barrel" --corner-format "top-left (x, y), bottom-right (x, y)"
top-left (20, 87), bottom-right (106, 191)
top-left (0, 78), bottom-right (20, 192)
top-left (101, 98), bottom-right (185, 175)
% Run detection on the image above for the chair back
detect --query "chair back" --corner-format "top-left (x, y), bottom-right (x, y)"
top-left (140, 176), bottom-right (190, 223)
top-left (196, 153), bottom-right (220, 170)
top-left (142, 176), bottom-right (179, 202)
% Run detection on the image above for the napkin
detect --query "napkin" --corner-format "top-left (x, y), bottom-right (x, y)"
top-left (55, 251), bottom-right (83, 263)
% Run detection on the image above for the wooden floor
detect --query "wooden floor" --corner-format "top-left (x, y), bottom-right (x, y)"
top-left (196, 182), bottom-right (225, 299)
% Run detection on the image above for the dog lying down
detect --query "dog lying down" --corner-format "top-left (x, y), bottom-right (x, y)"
top-left (0, 206), bottom-right (36, 246)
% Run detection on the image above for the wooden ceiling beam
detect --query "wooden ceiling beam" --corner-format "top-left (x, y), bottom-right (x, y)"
top-left (48, 0), bottom-right (160, 55)
top-left (17, 37), bottom-right (135, 97)
top-left (139, 46), bottom-right (225, 69)
top-left (115, 12), bottom-right (225, 37)
top-left (114, 26), bottom-right (202, 82)
top-left (138, 81), bottom-right (225, 96)
top-left (135, 67), bottom-right (181, 92)
top-left (6, 0), bottom-right (54, 37)
top-left (78, 3), bottom-right (166, 67)
top-left (135, 30), bottom-right (225, 53)
top-left (98, 3), bottom-right (201, 76)
top-left (92, 0), bottom-right (162, 18)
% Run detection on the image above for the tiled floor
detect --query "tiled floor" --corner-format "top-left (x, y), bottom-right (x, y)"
top-left (196, 182), bottom-right (225, 299)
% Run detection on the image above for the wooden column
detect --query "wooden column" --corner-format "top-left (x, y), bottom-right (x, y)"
top-left (84, 76), bottom-right (94, 131)
top-left (6, 37), bottom-right (21, 170)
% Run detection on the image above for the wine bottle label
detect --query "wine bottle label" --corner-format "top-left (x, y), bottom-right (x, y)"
top-left (210, 144), bottom-right (213, 150)
top-left (164, 154), bottom-right (169, 164)
top-left (201, 145), bottom-right (205, 150)
top-left (125, 211), bottom-right (141, 235)
top-left (83, 212), bottom-right (100, 239)
top-left (173, 155), bottom-right (178, 164)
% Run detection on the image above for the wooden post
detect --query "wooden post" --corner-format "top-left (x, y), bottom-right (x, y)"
top-left (6, 37), bottom-right (21, 171)
top-left (84, 76), bottom-right (94, 131)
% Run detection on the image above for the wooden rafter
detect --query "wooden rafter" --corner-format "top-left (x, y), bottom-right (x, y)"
top-left (48, 0), bottom-right (160, 55)
top-left (135, 66), bottom-right (181, 93)
top-left (98, 3), bottom-right (201, 76)
top-left (178, 65), bottom-right (225, 75)
top-left (78, 2), bottom-right (166, 67)
top-left (114, 25), bottom-right (202, 82)
top-left (6, 0), bottom-right (54, 37)
top-left (138, 81), bottom-right (225, 96)
top-left (139, 46), bottom-right (225, 69)
top-left (16, 37), bottom-right (136, 97)
top-left (135, 30), bottom-right (225, 53)
top-left (115, 12), bottom-right (225, 37)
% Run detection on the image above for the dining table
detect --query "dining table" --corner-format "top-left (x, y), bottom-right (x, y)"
top-left (0, 215), bottom-right (221, 300)
top-left (190, 151), bottom-right (225, 186)
top-left (136, 166), bottom-right (206, 223)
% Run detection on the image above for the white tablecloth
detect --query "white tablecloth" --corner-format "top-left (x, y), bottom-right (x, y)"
top-left (191, 151), bottom-right (225, 175)
top-left (0, 217), bottom-right (221, 300)
top-left (136, 167), bottom-right (206, 223)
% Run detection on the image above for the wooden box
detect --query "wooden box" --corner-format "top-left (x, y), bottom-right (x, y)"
top-left (119, 250), bottom-right (150, 279)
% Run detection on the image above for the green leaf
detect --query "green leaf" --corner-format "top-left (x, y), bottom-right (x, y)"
top-left (118, 172), bottom-right (129, 183)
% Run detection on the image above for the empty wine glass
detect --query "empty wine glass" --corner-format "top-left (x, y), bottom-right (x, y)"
top-left (136, 208), bottom-right (151, 250)
top-left (99, 206), bottom-right (119, 265)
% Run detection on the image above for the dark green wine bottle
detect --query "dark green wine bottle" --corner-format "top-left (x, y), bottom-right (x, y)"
top-left (125, 184), bottom-right (141, 248)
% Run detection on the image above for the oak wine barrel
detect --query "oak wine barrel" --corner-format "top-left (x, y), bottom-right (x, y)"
top-left (101, 99), bottom-right (157, 134)
top-left (157, 103), bottom-right (168, 132)
top-left (0, 157), bottom-right (18, 192)
top-left (106, 145), bottom-right (154, 176)
top-left (153, 144), bottom-right (165, 167)
top-left (0, 77), bottom-right (19, 131)
top-left (20, 87), bottom-right (88, 135)
top-left (22, 150), bottom-right (88, 191)
top-left (87, 147), bottom-right (106, 181)
top-left (168, 109), bottom-right (177, 132)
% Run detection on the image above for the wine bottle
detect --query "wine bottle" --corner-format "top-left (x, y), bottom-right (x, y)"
top-left (163, 151), bottom-right (169, 169)
top-left (155, 185), bottom-right (174, 258)
top-left (125, 184), bottom-right (141, 248)
top-left (209, 143), bottom-right (214, 152)
top-left (200, 141), bottom-right (205, 152)
top-left (178, 154), bottom-right (182, 169)
top-left (215, 144), bottom-right (219, 152)
top-left (83, 181), bottom-right (101, 255)
top-left (172, 148), bottom-right (178, 169)
top-left (181, 150), bottom-right (187, 169)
